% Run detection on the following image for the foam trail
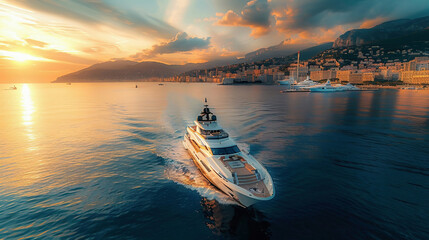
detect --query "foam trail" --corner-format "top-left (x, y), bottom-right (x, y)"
top-left (158, 137), bottom-right (238, 206)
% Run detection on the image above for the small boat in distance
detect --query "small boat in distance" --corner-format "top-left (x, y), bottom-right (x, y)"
top-left (183, 99), bottom-right (275, 207)
top-left (66, 82), bottom-right (71, 85)
top-left (159, 83), bottom-right (164, 86)
top-left (10, 85), bottom-right (17, 90)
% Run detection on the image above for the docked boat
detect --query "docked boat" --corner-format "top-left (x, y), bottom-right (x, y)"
top-left (294, 76), bottom-right (318, 89)
top-left (183, 100), bottom-right (275, 207)
top-left (335, 83), bottom-right (360, 91)
top-left (309, 80), bottom-right (345, 92)
top-left (278, 77), bottom-right (294, 85)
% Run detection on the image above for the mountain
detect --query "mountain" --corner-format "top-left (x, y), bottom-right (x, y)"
top-left (54, 60), bottom-right (186, 82)
top-left (333, 16), bottom-right (429, 48)
top-left (297, 42), bottom-right (334, 60)
top-left (244, 41), bottom-right (312, 61)
top-left (55, 41), bottom-right (333, 83)
top-left (313, 29), bottom-right (429, 68)
top-left (54, 57), bottom-right (243, 82)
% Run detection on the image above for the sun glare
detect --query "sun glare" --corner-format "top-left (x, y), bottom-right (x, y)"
top-left (0, 50), bottom-right (48, 62)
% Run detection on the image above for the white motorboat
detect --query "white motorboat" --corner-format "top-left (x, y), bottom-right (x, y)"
top-left (309, 80), bottom-right (345, 92)
top-left (278, 77), bottom-right (294, 85)
top-left (335, 83), bottom-right (360, 91)
top-left (183, 100), bottom-right (275, 207)
top-left (294, 76), bottom-right (317, 89)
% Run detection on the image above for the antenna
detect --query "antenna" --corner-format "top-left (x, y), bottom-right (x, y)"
top-left (296, 51), bottom-right (300, 82)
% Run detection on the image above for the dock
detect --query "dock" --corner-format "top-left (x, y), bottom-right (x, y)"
top-left (280, 89), bottom-right (310, 93)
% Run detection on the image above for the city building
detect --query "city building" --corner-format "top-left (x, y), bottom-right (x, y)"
top-left (310, 70), bottom-right (336, 81)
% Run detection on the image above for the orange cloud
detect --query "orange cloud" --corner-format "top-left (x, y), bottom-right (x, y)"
top-left (272, 7), bottom-right (354, 44)
top-left (359, 17), bottom-right (388, 28)
top-left (216, 0), bottom-right (271, 37)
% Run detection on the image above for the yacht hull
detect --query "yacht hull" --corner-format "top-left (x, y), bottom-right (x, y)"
top-left (183, 135), bottom-right (270, 207)
top-left (278, 80), bottom-right (291, 85)
top-left (310, 88), bottom-right (344, 92)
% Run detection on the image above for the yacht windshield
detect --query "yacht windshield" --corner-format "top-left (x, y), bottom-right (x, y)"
top-left (210, 146), bottom-right (240, 155)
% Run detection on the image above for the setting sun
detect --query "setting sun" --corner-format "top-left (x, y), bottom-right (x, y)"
top-left (0, 50), bottom-right (49, 62)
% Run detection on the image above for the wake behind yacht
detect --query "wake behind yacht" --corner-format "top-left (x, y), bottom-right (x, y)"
top-left (183, 100), bottom-right (275, 207)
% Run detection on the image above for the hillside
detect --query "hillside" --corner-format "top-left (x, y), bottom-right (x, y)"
top-left (54, 61), bottom-right (184, 82)
top-left (314, 29), bottom-right (429, 67)
top-left (244, 41), bottom-right (312, 62)
top-left (180, 42), bottom-right (334, 78)
top-left (333, 16), bottom-right (429, 48)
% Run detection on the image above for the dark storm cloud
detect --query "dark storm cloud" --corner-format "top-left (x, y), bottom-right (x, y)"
top-left (13, 0), bottom-right (179, 39)
top-left (273, 0), bottom-right (429, 31)
top-left (132, 32), bottom-right (211, 59)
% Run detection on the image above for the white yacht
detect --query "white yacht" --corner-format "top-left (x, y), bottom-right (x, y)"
top-left (335, 83), bottom-right (360, 91)
top-left (183, 100), bottom-right (275, 207)
top-left (294, 76), bottom-right (318, 89)
top-left (278, 76), bottom-right (294, 85)
top-left (309, 80), bottom-right (345, 92)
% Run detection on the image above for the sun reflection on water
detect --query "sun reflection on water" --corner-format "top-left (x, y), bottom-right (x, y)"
top-left (20, 84), bottom-right (36, 144)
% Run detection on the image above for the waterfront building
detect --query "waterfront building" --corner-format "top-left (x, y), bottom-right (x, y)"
top-left (337, 70), bottom-right (351, 82)
top-left (401, 70), bottom-right (429, 84)
top-left (310, 70), bottom-right (336, 81)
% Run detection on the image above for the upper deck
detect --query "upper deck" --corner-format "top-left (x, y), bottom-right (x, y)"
top-left (193, 100), bottom-right (229, 139)
top-left (190, 125), bottom-right (229, 139)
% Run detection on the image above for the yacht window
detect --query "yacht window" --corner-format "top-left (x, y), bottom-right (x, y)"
top-left (210, 146), bottom-right (240, 155)
top-left (201, 129), bottom-right (222, 135)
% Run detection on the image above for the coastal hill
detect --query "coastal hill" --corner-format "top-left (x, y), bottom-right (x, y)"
top-left (333, 16), bottom-right (429, 48)
top-left (54, 60), bottom-right (184, 82)
top-left (54, 43), bottom-right (332, 83)
top-left (54, 57), bottom-right (240, 83)
top-left (244, 41), bottom-right (311, 62)
top-left (179, 42), bottom-right (335, 79)
top-left (315, 29), bottom-right (429, 67)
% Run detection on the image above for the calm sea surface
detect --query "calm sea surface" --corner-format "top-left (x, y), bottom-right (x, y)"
top-left (0, 83), bottom-right (428, 239)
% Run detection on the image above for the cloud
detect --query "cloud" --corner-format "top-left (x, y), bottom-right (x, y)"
top-left (132, 32), bottom-right (211, 59)
top-left (0, 39), bottom-right (97, 65)
top-left (272, 0), bottom-right (429, 33)
top-left (8, 0), bottom-right (179, 39)
top-left (165, 0), bottom-right (190, 27)
top-left (217, 0), bottom-right (272, 37)
top-left (24, 38), bottom-right (48, 48)
top-left (359, 17), bottom-right (389, 29)
top-left (268, 0), bottom-right (429, 44)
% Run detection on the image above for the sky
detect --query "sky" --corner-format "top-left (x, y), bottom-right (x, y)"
top-left (1, 0), bottom-right (429, 82)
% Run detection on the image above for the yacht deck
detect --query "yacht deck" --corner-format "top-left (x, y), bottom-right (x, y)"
top-left (219, 155), bottom-right (270, 198)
